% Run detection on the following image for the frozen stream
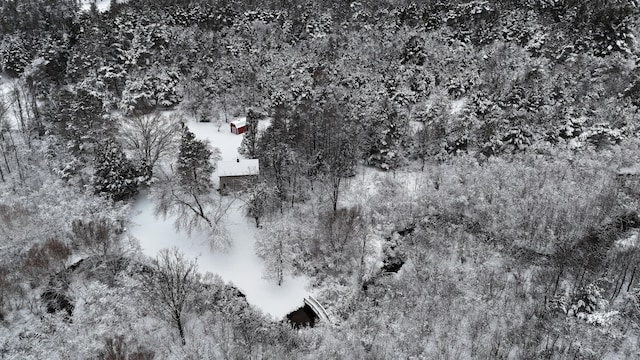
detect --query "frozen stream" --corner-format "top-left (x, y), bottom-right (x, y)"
top-left (129, 118), bottom-right (310, 319)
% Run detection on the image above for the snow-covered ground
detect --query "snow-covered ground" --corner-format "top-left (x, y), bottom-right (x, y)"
top-left (188, 117), bottom-right (271, 163)
top-left (0, 76), bottom-right (20, 128)
top-left (80, 0), bottom-right (124, 12)
top-left (129, 117), bottom-right (310, 320)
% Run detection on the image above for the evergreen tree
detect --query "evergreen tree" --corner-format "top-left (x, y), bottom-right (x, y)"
top-left (93, 139), bottom-right (141, 201)
top-left (365, 97), bottom-right (409, 171)
top-left (0, 33), bottom-right (33, 77)
top-left (46, 88), bottom-right (108, 155)
top-left (153, 127), bottom-right (228, 249)
top-left (238, 109), bottom-right (260, 158)
top-left (176, 127), bottom-right (213, 195)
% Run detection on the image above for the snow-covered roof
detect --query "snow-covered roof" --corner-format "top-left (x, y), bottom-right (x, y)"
top-left (230, 119), bottom-right (247, 128)
top-left (218, 159), bottom-right (259, 177)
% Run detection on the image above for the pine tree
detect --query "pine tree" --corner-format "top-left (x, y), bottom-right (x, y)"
top-left (238, 109), bottom-right (260, 158)
top-left (153, 127), bottom-right (228, 247)
top-left (176, 127), bottom-right (213, 195)
top-left (47, 88), bottom-right (108, 155)
top-left (365, 97), bottom-right (409, 171)
top-left (93, 139), bottom-right (141, 201)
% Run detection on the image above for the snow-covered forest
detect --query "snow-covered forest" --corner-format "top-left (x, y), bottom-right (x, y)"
top-left (1, 0), bottom-right (640, 358)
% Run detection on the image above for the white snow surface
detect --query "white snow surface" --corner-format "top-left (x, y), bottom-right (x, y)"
top-left (0, 76), bottom-right (19, 128)
top-left (450, 98), bottom-right (466, 114)
top-left (218, 159), bottom-right (259, 177)
top-left (130, 117), bottom-right (309, 320)
top-left (230, 119), bottom-right (247, 128)
top-left (188, 118), bottom-right (244, 162)
top-left (80, 0), bottom-right (122, 12)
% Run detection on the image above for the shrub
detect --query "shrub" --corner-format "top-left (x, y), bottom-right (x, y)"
top-left (568, 283), bottom-right (605, 317)
top-left (71, 218), bottom-right (121, 257)
top-left (579, 124), bottom-right (624, 149)
top-left (98, 335), bottom-right (155, 360)
top-left (22, 238), bottom-right (70, 284)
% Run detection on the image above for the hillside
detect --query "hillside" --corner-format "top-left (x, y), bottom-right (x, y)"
top-left (1, 0), bottom-right (640, 358)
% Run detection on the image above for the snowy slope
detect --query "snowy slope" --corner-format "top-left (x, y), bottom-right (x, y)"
top-left (129, 118), bottom-right (309, 319)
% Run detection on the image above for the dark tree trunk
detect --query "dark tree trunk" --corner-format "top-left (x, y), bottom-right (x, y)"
top-left (177, 316), bottom-right (186, 345)
top-left (628, 266), bottom-right (637, 292)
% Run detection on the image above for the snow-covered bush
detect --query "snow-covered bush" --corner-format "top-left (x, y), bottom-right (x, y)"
top-left (579, 124), bottom-right (624, 149)
top-left (558, 117), bottom-right (587, 140)
top-left (568, 284), bottom-right (606, 317)
top-left (481, 127), bottom-right (534, 156)
top-left (584, 310), bottom-right (620, 327)
top-left (555, 283), bottom-right (620, 327)
top-left (556, 119), bottom-right (625, 149)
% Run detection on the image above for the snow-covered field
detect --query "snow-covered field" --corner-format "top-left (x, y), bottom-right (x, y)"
top-left (129, 118), bottom-right (310, 320)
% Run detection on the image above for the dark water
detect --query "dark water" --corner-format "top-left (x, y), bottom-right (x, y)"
top-left (286, 303), bottom-right (319, 328)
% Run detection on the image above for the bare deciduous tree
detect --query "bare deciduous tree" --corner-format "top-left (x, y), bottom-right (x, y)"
top-left (152, 128), bottom-right (233, 250)
top-left (120, 113), bottom-right (180, 176)
top-left (153, 170), bottom-right (233, 250)
top-left (255, 221), bottom-right (293, 286)
top-left (145, 248), bottom-right (198, 346)
top-left (71, 218), bottom-right (122, 257)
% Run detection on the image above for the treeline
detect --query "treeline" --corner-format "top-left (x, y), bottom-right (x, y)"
top-left (2, 0), bottom-right (639, 242)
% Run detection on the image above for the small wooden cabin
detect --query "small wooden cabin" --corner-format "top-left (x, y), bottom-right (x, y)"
top-left (230, 120), bottom-right (247, 135)
top-left (218, 159), bottom-right (259, 194)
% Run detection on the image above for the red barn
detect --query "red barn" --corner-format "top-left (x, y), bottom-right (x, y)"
top-left (230, 120), bottom-right (247, 135)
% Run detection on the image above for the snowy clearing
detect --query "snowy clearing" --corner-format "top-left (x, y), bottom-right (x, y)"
top-left (188, 118), bottom-right (271, 163)
top-left (129, 117), bottom-right (309, 320)
top-left (80, 0), bottom-right (122, 12)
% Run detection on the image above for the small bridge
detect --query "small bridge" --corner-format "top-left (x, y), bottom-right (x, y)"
top-left (304, 296), bottom-right (331, 324)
